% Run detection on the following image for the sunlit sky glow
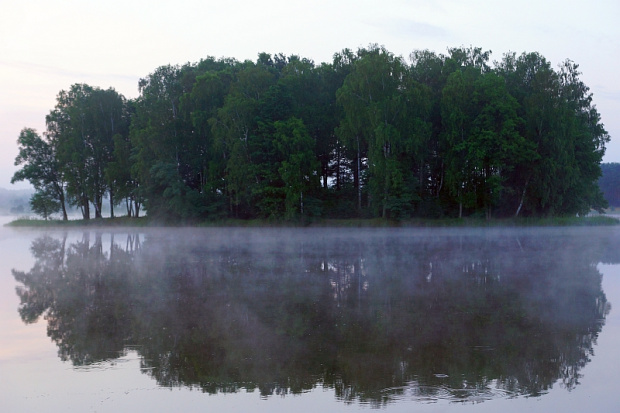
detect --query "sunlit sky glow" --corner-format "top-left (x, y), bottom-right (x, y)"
top-left (1, 0), bottom-right (618, 189)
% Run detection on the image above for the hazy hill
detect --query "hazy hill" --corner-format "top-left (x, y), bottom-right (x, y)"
top-left (0, 187), bottom-right (33, 215)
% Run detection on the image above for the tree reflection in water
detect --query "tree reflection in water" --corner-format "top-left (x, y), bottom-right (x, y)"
top-left (12, 228), bottom-right (612, 406)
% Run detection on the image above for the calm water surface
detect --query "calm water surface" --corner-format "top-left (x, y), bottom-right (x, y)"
top-left (1, 219), bottom-right (619, 412)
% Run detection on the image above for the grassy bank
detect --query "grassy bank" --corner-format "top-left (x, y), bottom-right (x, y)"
top-left (5, 214), bottom-right (620, 228)
top-left (6, 216), bottom-right (151, 228)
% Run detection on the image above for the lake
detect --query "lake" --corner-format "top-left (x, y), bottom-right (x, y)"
top-left (1, 220), bottom-right (619, 412)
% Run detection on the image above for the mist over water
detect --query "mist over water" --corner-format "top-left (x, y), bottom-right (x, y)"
top-left (2, 225), bottom-right (620, 412)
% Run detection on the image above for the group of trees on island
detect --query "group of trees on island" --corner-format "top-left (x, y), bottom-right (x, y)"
top-left (12, 45), bottom-right (610, 221)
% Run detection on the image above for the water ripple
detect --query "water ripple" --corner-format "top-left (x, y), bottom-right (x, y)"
top-left (381, 380), bottom-right (517, 404)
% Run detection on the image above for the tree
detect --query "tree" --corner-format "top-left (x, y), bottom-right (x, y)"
top-left (337, 46), bottom-right (413, 218)
top-left (106, 132), bottom-right (140, 217)
top-left (46, 84), bottom-right (128, 219)
top-left (407, 49), bottom-right (448, 215)
top-left (211, 60), bottom-right (276, 217)
top-left (555, 59), bottom-right (609, 214)
top-left (30, 188), bottom-right (61, 220)
top-left (398, 71), bottom-right (433, 217)
top-left (274, 117), bottom-right (321, 219)
top-left (183, 65), bottom-right (234, 216)
top-left (130, 65), bottom-right (186, 218)
top-left (497, 52), bottom-right (609, 216)
top-left (335, 55), bottom-right (369, 213)
top-left (46, 84), bottom-right (92, 219)
top-left (12, 128), bottom-right (68, 220)
top-left (468, 72), bottom-right (533, 218)
top-left (441, 68), bottom-right (479, 217)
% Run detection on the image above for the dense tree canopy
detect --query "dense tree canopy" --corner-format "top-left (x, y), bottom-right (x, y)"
top-left (13, 46), bottom-right (610, 220)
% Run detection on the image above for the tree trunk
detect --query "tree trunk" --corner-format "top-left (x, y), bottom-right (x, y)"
top-left (356, 137), bottom-right (362, 213)
top-left (81, 197), bottom-right (90, 220)
top-left (109, 188), bottom-right (115, 219)
top-left (94, 194), bottom-right (102, 218)
top-left (59, 190), bottom-right (68, 221)
top-left (515, 178), bottom-right (529, 217)
top-left (336, 144), bottom-right (341, 191)
top-left (437, 161), bottom-right (444, 197)
top-left (382, 142), bottom-right (390, 219)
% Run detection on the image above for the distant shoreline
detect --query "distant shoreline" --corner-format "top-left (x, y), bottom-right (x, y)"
top-left (5, 215), bottom-right (620, 228)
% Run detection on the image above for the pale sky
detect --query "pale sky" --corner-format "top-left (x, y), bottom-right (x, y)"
top-left (1, 0), bottom-right (618, 190)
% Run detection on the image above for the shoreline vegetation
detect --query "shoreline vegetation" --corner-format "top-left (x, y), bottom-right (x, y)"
top-left (11, 45), bottom-right (610, 224)
top-left (6, 215), bottom-right (619, 228)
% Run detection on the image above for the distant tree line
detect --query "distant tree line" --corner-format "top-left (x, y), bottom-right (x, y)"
top-left (12, 45), bottom-right (610, 221)
top-left (599, 163), bottom-right (620, 207)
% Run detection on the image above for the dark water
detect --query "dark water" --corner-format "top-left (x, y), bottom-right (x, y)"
top-left (1, 224), bottom-right (620, 412)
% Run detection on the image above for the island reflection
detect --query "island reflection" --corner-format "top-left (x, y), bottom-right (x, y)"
top-left (12, 228), bottom-right (612, 405)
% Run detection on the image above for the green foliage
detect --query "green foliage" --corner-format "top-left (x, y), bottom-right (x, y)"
top-left (30, 188), bottom-right (61, 220)
top-left (12, 128), bottom-right (69, 220)
top-left (274, 117), bottom-right (321, 219)
top-left (12, 47), bottom-right (610, 221)
top-left (45, 84), bottom-right (129, 219)
top-left (146, 162), bottom-right (206, 220)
